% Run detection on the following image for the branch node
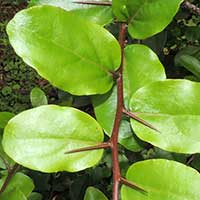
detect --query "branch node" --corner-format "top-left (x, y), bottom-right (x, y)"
top-left (120, 177), bottom-right (147, 194)
top-left (122, 108), bottom-right (161, 133)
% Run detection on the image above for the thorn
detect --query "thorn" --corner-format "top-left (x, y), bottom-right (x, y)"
top-left (73, 1), bottom-right (112, 6)
top-left (120, 177), bottom-right (147, 194)
top-left (122, 108), bottom-right (161, 133)
top-left (65, 142), bottom-right (111, 154)
top-left (186, 154), bottom-right (195, 166)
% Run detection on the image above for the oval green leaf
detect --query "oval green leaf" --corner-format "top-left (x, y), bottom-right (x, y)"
top-left (84, 187), bottom-right (108, 200)
top-left (130, 79), bottom-right (200, 154)
top-left (7, 6), bottom-right (121, 95)
top-left (30, 87), bottom-right (48, 107)
top-left (93, 45), bottom-right (166, 151)
top-left (121, 159), bottom-right (200, 200)
top-left (0, 134), bottom-right (15, 169)
top-left (0, 172), bottom-right (34, 199)
top-left (29, 0), bottom-right (113, 26)
top-left (127, 0), bottom-right (183, 39)
top-left (2, 105), bottom-right (104, 172)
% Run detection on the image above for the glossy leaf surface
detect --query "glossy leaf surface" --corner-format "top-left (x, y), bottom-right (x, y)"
top-left (84, 187), bottom-right (108, 200)
top-left (0, 172), bottom-right (34, 199)
top-left (30, 87), bottom-right (48, 107)
top-left (121, 159), bottom-right (200, 200)
top-left (123, 44), bottom-right (166, 105)
top-left (3, 105), bottom-right (104, 172)
top-left (7, 6), bottom-right (121, 95)
top-left (29, 0), bottom-right (113, 26)
top-left (126, 0), bottom-right (183, 39)
top-left (130, 79), bottom-right (200, 154)
top-left (93, 45), bottom-right (166, 151)
top-left (0, 112), bottom-right (14, 129)
top-left (112, 0), bottom-right (129, 21)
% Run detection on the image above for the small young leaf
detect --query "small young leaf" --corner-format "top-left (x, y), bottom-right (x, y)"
top-left (127, 0), bottom-right (183, 39)
top-left (123, 44), bottom-right (166, 106)
top-left (121, 159), bottom-right (200, 200)
top-left (30, 87), bottom-right (48, 107)
top-left (84, 187), bottom-right (108, 200)
top-left (7, 6), bottom-right (121, 95)
top-left (2, 105), bottom-right (104, 172)
top-left (0, 172), bottom-right (34, 199)
top-left (0, 112), bottom-right (15, 129)
top-left (130, 79), bottom-right (200, 154)
top-left (112, 0), bottom-right (129, 21)
top-left (29, 0), bottom-right (113, 26)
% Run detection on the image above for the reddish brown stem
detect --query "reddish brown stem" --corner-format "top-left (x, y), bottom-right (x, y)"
top-left (120, 177), bottom-right (147, 194)
top-left (0, 163), bottom-right (20, 194)
top-left (65, 142), bottom-right (111, 154)
top-left (73, 1), bottom-right (112, 6)
top-left (0, 155), bottom-right (11, 172)
top-left (110, 23), bottom-right (127, 200)
top-left (122, 108), bottom-right (160, 133)
top-left (183, 1), bottom-right (200, 15)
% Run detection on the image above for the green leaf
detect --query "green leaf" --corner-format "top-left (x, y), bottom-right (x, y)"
top-left (29, 0), bottom-right (113, 26)
top-left (0, 188), bottom-right (27, 200)
top-left (93, 44), bottom-right (166, 151)
top-left (121, 159), bottom-right (200, 200)
top-left (93, 86), bottom-right (143, 152)
top-left (7, 6), bottom-right (121, 95)
top-left (175, 46), bottom-right (200, 78)
top-left (123, 44), bottom-right (166, 105)
top-left (127, 0), bottom-right (183, 39)
top-left (130, 79), bottom-right (200, 154)
top-left (0, 172), bottom-right (34, 199)
top-left (2, 105), bottom-right (104, 172)
top-left (84, 187), bottom-right (108, 200)
top-left (30, 87), bottom-right (48, 107)
top-left (0, 112), bottom-right (15, 129)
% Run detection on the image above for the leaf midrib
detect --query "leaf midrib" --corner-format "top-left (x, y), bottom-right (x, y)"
top-left (17, 25), bottom-right (113, 76)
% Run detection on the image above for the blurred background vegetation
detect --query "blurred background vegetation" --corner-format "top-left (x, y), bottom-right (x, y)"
top-left (0, 0), bottom-right (199, 199)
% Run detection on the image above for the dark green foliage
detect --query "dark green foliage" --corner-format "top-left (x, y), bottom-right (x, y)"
top-left (0, 1), bottom-right (200, 200)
